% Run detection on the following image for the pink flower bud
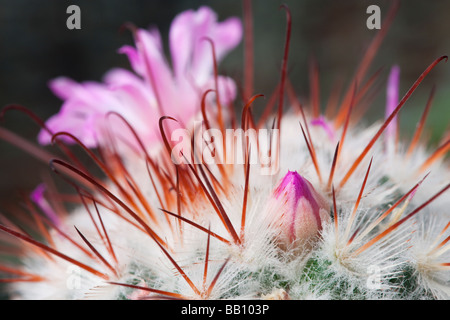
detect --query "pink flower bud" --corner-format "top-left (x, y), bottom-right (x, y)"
top-left (269, 171), bottom-right (330, 251)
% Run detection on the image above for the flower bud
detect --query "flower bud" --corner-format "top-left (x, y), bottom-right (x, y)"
top-left (268, 171), bottom-right (330, 251)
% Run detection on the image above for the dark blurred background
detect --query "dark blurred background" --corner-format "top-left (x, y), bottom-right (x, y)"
top-left (0, 0), bottom-right (449, 230)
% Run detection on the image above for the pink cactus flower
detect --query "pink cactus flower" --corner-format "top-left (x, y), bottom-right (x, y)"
top-left (37, 6), bottom-right (242, 150)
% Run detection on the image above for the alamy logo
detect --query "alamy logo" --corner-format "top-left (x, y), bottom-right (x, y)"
top-left (366, 5), bottom-right (381, 30)
top-left (66, 265), bottom-right (82, 290)
top-left (366, 265), bottom-right (382, 290)
top-left (66, 5), bottom-right (81, 30)
top-left (169, 121), bottom-right (280, 176)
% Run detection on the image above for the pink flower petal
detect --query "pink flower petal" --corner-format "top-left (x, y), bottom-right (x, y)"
top-left (30, 184), bottom-right (60, 226)
top-left (385, 65), bottom-right (400, 147)
top-left (117, 45), bottom-right (145, 77)
top-left (311, 116), bottom-right (335, 141)
top-left (169, 6), bottom-right (242, 84)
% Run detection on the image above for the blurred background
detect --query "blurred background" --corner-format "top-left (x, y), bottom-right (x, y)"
top-left (0, 0), bottom-right (449, 293)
